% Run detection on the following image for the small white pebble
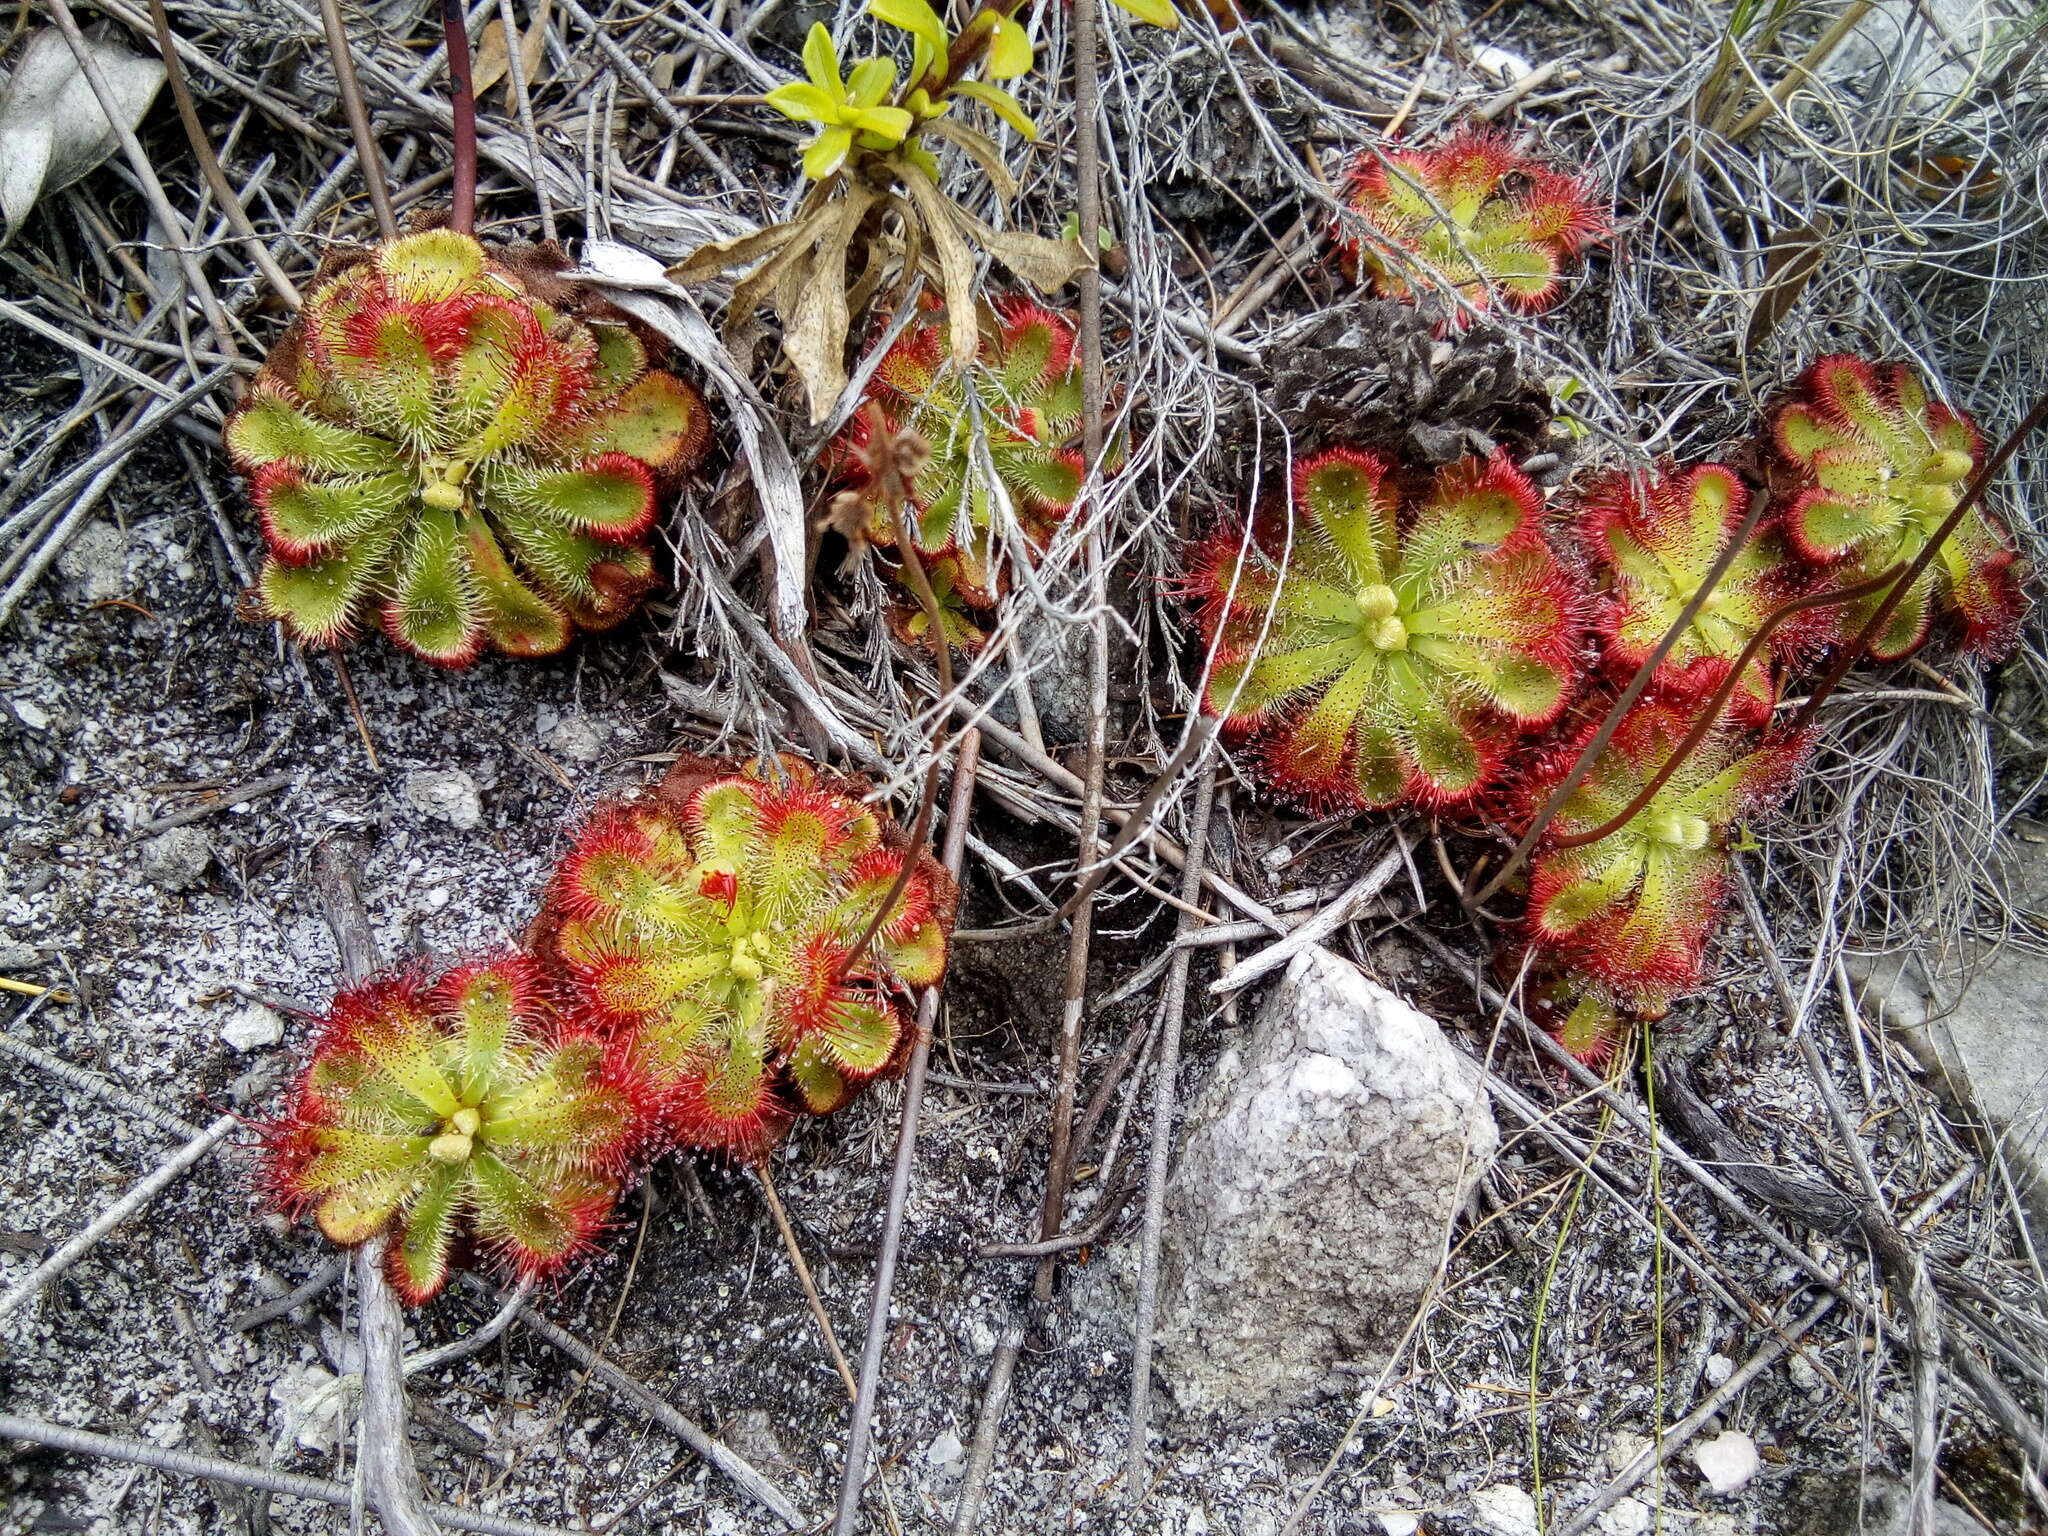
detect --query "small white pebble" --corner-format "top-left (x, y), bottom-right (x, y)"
top-left (1693, 1431), bottom-right (1760, 1495)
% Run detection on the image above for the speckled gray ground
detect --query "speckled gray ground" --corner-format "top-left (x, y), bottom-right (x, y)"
top-left (3, 454), bottom-right (2012, 1536)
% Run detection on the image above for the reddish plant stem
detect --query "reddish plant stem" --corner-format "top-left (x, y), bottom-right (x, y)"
top-left (834, 411), bottom-right (951, 985)
top-left (1547, 563), bottom-right (1906, 852)
top-left (442, 0), bottom-right (479, 235)
top-left (1465, 486), bottom-right (1774, 908)
top-left (1785, 387), bottom-right (2048, 737)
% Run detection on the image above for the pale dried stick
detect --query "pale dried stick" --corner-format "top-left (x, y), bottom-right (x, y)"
top-left (0, 1113), bottom-right (236, 1324)
top-left (833, 729), bottom-right (981, 1534)
top-left (0, 1414), bottom-right (573, 1536)
top-left (1128, 764), bottom-right (1219, 1498)
top-left (759, 1165), bottom-right (857, 1400)
top-left (313, 837), bottom-right (440, 1536)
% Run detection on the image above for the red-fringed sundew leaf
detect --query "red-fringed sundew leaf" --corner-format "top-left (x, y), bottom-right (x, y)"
top-left (532, 756), bottom-right (958, 1159)
top-left (1522, 698), bottom-right (1808, 1016)
top-left (225, 230), bottom-right (712, 665)
top-left (1336, 125), bottom-right (1607, 326)
top-left (1773, 354), bottom-right (2026, 661)
top-left (261, 955), bottom-right (647, 1303)
top-left (1578, 462), bottom-right (1813, 725)
top-left (833, 294), bottom-right (1090, 608)
top-left (1187, 448), bottom-right (1587, 811)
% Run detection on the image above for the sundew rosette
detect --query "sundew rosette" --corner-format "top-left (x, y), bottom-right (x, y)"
top-left (1188, 449), bottom-right (1586, 811)
top-left (225, 229), bottom-right (712, 665)
top-left (533, 756), bottom-right (957, 1159)
top-left (262, 956), bottom-right (645, 1302)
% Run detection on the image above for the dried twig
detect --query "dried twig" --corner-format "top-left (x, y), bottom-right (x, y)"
top-left (0, 1113), bottom-right (236, 1324)
top-left (465, 1275), bottom-right (807, 1528)
top-left (833, 729), bottom-right (981, 1534)
top-left (318, 0), bottom-right (398, 239)
top-left (1127, 764), bottom-right (1218, 1497)
top-left (758, 1165), bottom-right (857, 1400)
top-left (312, 836), bottom-right (441, 1536)
top-left (0, 1414), bottom-right (573, 1536)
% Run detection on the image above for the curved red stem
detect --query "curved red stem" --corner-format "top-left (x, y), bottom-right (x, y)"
top-left (1547, 563), bottom-right (1906, 852)
top-left (1785, 387), bottom-right (2048, 736)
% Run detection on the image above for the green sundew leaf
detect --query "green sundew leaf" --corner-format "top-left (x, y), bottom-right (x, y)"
top-left (801, 22), bottom-right (845, 99)
top-left (379, 228), bottom-right (486, 302)
top-left (1109, 0), bottom-right (1180, 28)
top-left (700, 1005), bottom-right (773, 1125)
top-left (1283, 650), bottom-right (1382, 782)
top-left (993, 315), bottom-right (1053, 397)
top-left (393, 1160), bottom-right (466, 1300)
top-left (950, 79), bottom-right (1037, 139)
top-left (468, 1148), bottom-right (583, 1262)
top-left (914, 472), bottom-right (968, 552)
top-left (588, 323), bottom-right (647, 395)
top-left (1232, 636), bottom-right (1362, 717)
top-left (1273, 571), bottom-right (1371, 626)
top-left (749, 812), bottom-right (834, 928)
top-left (263, 472), bottom-right (411, 553)
top-left (766, 81), bottom-right (839, 123)
top-left (1349, 716), bottom-right (1409, 807)
top-left (845, 55), bottom-right (897, 107)
top-left (868, 0), bottom-right (950, 64)
top-left (1794, 494), bottom-right (1871, 557)
top-left (883, 918), bottom-right (948, 987)
top-left (1862, 571), bottom-right (1931, 660)
top-left (998, 447), bottom-right (1081, 511)
top-left (388, 506), bottom-right (483, 663)
top-left (1410, 636), bottom-right (1567, 723)
top-left (1775, 405), bottom-right (1839, 463)
top-left (804, 123), bottom-right (856, 180)
top-left (489, 506), bottom-right (617, 603)
top-left (354, 313), bottom-right (440, 445)
top-left (1538, 845), bottom-right (1649, 935)
top-left (453, 989), bottom-right (517, 1101)
top-left (1384, 654), bottom-right (1485, 798)
top-left (985, 12), bottom-right (1033, 78)
top-left (227, 393), bottom-right (401, 476)
top-left (635, 996), bottom-right (721, 1080)
top-left (485, 460), bottom-right (654, 536)
top-left (462, 511), bottom-right (572, 658)
top-left (446, 300), bottom-right (529, 419)
top-left (259, 531), bottom-right (395, 647)
top-left (590, 949), bottom-right (721, 1019)
top-left (785, 1038), bottom-right (850, 1114)
top-left (691, 779), bottom-right (766, 868)
top-left (313, 1161), bottom-right (421, 1245)
top-left (814, 996), bottom-right (900, 1074)
top-left (303, 1124), bottom-right (432, 1191)
top-left (1673, 747), bottom-right (1768, 827)
top-left (1304, 472), bottom-right (1396, 590)
top-left (483, 1087), bottom-right (619, 1162)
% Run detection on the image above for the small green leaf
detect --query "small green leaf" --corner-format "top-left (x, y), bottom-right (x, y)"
top-left (765, 81), bottom-right (838, 123)
top-left (952, 79), bottom-right (1037, 139)
top-left (1109, 0), bottom-right (1180, 27)
top-left (845, 55), bottom-right (897, 107)
top-left (801, 22), bottom-right (844, 100)
top-left (867, 0), bottom-right (951, 67)
top-left (985, 13), bottom-right (1033, 78)
top-left (847, 105), bottom-right (915, 141)
top-left (804, 123), bottom-right (856, 179)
